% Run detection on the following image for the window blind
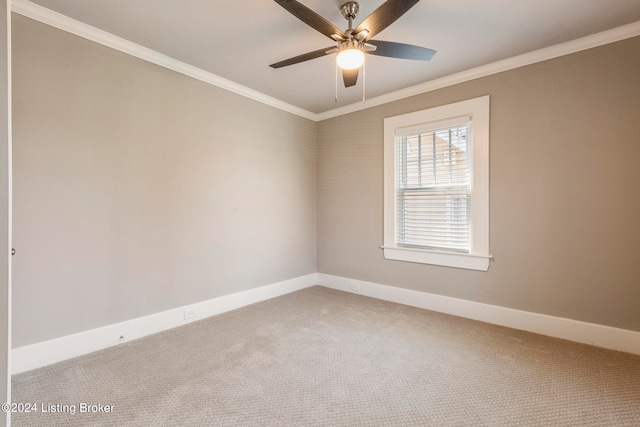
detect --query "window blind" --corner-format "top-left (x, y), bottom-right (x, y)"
top-left (395, 120), bottom-right (471, 253)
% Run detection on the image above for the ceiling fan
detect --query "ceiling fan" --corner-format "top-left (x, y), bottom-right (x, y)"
top-left (269, 0), bottom-right (436, 88)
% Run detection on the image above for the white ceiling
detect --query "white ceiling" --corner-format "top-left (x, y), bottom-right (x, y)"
top-left (24, 0), bottom-right (640, 114)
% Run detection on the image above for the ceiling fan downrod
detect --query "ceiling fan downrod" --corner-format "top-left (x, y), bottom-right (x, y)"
top-left (340, 2), bottom-right (359, 32)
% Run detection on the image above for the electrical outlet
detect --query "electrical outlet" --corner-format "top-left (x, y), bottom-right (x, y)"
top-left (184, 307), bottom-right (198, 320)
top-left (350, 281), bottom-right (360, 292)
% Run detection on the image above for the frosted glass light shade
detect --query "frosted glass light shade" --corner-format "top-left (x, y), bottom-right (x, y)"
top-left (336, 48), bottom-right (364, 70)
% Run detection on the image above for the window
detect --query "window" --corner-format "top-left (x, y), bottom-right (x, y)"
top-left (383, 96), bottom-right (491, 271)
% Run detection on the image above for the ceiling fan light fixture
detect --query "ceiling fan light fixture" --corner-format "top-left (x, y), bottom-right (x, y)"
top-left (336, 45), bottom-right (364, 70)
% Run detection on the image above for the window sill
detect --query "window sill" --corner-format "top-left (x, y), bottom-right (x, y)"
top-left (382, 246), bottom-right (491, 271)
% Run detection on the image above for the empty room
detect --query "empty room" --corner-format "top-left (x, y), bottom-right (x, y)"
top-left (2, 0), bottom-right (640, 425)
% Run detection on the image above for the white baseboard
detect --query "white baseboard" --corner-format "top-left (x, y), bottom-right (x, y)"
top-left (317, 273), bottom-right (640, 356)
top-left (12, 273), bottom-right (317, 374)
top-left (13, 272), bottom-right (640, 374)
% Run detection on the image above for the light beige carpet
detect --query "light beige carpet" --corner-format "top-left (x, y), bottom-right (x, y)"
top-left (11, 286), bottom-right (640, 426)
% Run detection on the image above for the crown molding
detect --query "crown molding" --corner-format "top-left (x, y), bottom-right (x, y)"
top-left (316, 20), bottom-right (640, 121)
top-left (10, 0), bottom-right (318, 121)
top-left (11, 0), bottom-right (640, 122)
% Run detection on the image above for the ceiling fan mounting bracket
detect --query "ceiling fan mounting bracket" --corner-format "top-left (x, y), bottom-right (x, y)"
top-left (340, 2), bottom-right (359, 21)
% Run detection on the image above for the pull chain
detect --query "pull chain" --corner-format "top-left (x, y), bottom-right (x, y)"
top-left (335, 59), bottom-right (338, 103)
top-left (362, 55), bottom-right (366, 103)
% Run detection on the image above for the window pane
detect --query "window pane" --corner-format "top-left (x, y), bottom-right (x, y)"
top-left (396, 123), bottom-right (471, 252)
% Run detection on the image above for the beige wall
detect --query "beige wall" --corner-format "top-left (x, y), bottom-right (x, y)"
top-left (317, 36), bottom-right (640, 332)
top-left (1, 1), bottom-right (9, 424)
top-left (12, 15), bottom-right (317, 347)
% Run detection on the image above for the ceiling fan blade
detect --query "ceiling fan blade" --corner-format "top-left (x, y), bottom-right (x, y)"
top-left (366, 40), bottom-right (436, 60)
top-left (353, 0), bottom-right (420, 41)
top-left (269, 46), bottom-right (335, 68)
top-left (342, 68), bottom-right (359, 87)
top-left (275, 0), bottom-right (346, 41)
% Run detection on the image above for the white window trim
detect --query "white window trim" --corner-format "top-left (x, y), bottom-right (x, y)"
top-left (383, 96), bottom-right (491, 271)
